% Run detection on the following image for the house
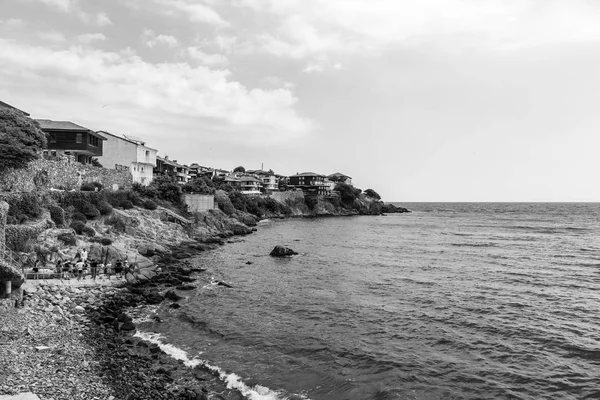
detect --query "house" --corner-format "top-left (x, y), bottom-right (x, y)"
top-left (96, 131), bottom-right (157, 186)
top-left (239, 176), bottom-right (262, 195)
top-left (37, 119), bottom-right (106, 165)
top-left (323, 178), bottom-right (336, 193)
top-left (327, 172), bottom-right (352, 185)
top-left (154, 155), bottom-right (177, 180)
top-left (0, 100), bottom-right (29, 116)
top-left (172, 161), bottom-right (190, 185)
top-left (288, 172), bottom-right (329, 195)
top-left (223, 175), bottom-right (241, 190)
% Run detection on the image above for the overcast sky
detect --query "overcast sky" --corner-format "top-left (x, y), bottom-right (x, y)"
top-left (1, 0), bottom-right (599, 201)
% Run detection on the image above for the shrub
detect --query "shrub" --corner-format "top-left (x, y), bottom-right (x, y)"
top-left (364, 189), bottom-right (381, 200)
top-left (82, 204), bottom-right (100, 219)
top-left (216, 196), bottom-right (235, 216)
top-left (100, 237), bottom-right (113, 246)
top-left (48, 205), bottom-right (65, 226)
top-left (69, 220), bottom-right (86, 234)
top-left (71, 212), bottom-right (87, 223)
top-left (97, 201), bottom-right (113, 215)
top-left (81, 225), bottom-right (96, 237)
top-left (0, 108), bottom-right (47, 171)
top-left (305, 196), bottom-right (318, 210)
top-left (150, 175), bottom-right (183, 204)
top-left (80, 182), bottom-right (96, 191)
top-left (106, 215), bottom-right (127, 233)
top-left (127, 191), bottom-right (144, 207)
top-left (91, 181), bottom-right (104, 191)
top-left (57, 232), bottom-right (76, 246)
top-left (132, 182), bottom-right (159, 199)
top-left (143, 199), bottom-right (158, 210)
top-left (120, 200), bottom-right (134, 209)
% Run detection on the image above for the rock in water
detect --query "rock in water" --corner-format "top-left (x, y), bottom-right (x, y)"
top-left (270, 245), bottom-right (298, 257)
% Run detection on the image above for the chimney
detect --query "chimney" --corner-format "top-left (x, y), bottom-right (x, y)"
top-left (164, 155), bottom-right (169, 160)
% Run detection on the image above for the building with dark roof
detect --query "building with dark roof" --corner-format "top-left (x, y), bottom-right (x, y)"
top-left (36, 119), bottom-right (105, 165)
top-left (289, 172), bottom-right (329, 195)
top-left (327, 172), bottom-right (352, 185)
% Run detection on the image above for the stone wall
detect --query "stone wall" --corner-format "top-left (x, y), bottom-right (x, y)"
top-left (0, 159), bottom-right (132, 193)
top-left (268, 190), bottom-right (305, 203)
top-left (183, 194), bottom-right (216, 213)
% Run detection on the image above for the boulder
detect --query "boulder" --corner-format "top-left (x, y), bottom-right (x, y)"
top-left (269, 245), bottom-right (298, 257)
top-left (165, 290), bottom-right (183, 301)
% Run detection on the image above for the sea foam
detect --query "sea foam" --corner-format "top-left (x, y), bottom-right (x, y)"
top-left (134, 331), bottom-right (306, 400)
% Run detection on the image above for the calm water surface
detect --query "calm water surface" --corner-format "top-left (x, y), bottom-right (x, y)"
top-left (139, 203), bottom-right (600, 400)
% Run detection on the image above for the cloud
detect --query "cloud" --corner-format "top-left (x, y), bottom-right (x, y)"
top-left (143, 29), bottom-right (179, 48)
top-left (128, 0), bottom-right (229, 27)
top-left (77, 33), bottom-right (107, 44)
top-left (0, 39), bottom-right (311, 142)
top-left (25, 0), bottom-right (112, 26)
top-left (2, 18), bottom-right (25, 28)
top-left (187, 47), bottom-right (228, 66)
top-left (238, 0), bottom-right (600, 58)
top-left (36, 30), bottom-right (67, 42)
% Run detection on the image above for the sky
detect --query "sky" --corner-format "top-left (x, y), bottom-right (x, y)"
top-left (1, 0), bottom-right (599, 202)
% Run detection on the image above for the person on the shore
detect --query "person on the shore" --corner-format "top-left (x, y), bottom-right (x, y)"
top-left (114, 259), bottom-right (123, 279)
top-left (56, 260), bottom-right (63, 278)
top-left (90, 259), bottom-right (98, 280)
top-left (75, 259), bottom-right (85, 280)
top-left (81, 248), bottom-right (88, 263)
top-left (63, 260), bottom-right (72, 279)
top-left (104, 262), bottom-right (111, 280)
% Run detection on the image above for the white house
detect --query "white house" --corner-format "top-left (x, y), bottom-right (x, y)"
top-left (96, 131), bottom-right (158, 186)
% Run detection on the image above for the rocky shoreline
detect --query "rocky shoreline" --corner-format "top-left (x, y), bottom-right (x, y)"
top-left (0, 250), bottom-right (250, 400)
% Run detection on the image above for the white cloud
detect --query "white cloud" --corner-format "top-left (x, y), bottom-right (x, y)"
top-left (0, 39), bottom-right (311, 141)
top-left (143, 29), bottom-right (179, 48)
top-left (302, 64), bottom-right (324, 74)
top-left (26, 0), bottom-right (111, 26)
top-left (187, 47), bottom-right (228, 66)
top-left (2, 18), bottom-right (25, 28)
top-left (129, 0), bottom-right (229, 27)
top-left (77, 33), bottom-right (107, 44)
top-left (238, 0), bottom-right (600, 58)
top-left (36, 30), bottom-right (66, 42)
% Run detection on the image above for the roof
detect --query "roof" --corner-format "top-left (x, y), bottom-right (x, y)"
top-left (36, 119), bottom-right (91, 131)
top-left (240, 176), bottom-right (261, 182)
top-left (224, 176), bottom-right (240, 182)
top-left (327, 172), bottom-right (352, 179)
top-left (97, 130), bottom-right (157, 151)
top-left (0, 100), bottom-right (29, 116)
top-left (290, 172), bottom-right (325, 178)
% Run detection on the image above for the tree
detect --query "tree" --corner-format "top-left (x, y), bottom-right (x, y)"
top-left (182, 176), bottom-right (215, 195)
top-left (335, 183), bottom-right (357, 204)
top-left (233, 166), bottom-right (245, 173)
top-left (0, 108), bottom-right (47, 171)
top-left (150, 175), bottom-right (183, 204)
top-left (365, 189), bottom-right (381, 200)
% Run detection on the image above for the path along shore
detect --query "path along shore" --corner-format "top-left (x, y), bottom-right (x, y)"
top-left (0, 266), bottom-right (246, 400)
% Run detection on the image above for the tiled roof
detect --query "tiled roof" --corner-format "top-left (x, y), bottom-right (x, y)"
top-left (240, 176), bottom-right (261, 182)
top-left (290, 172), bottom-right (325, 178)
top-left (327, 172), bottom-right (352, 179)
top-left (36, 119), bottom-right (91, 131)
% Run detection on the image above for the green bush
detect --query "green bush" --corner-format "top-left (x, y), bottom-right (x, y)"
top-left (132, 182), bottom-right (159, 199)
top-left (0, 108), bottom-right (47, 171)
top-left (216, 196), bottom-right (235, 216)
top-left (82, 204), bottom-right (100, 219)
top-left (97, 201), bottom-right (113, 215)
top-left (91, 181), bottom-right (103, 191)
top-left (48, 205), bottom-right (65, 226)
top-left (104, 190), bottom-right (129, 208)
top-left (120, 200), bottom-right (134, 209)
top-left (81, 225), bottom-right (96, 237)
top-left (150, 175), bottom-right (183, 204)
top-left (6, 193), bottom-right (43, 223)
top-left (143, 199), bottom-right (158, 210)
top-left (80, 182), bottom-right (96, 191)
top-left (69, 221), bottom-right (86, 234)
top-left (305, 196), bottom-right (318, 210)
top-left (106, 215), bottom-right (126, 233)
top-left (72, 212), bottom-right (87, 223)
top-left (128, 191), bottom-right (144, 207)
top-left (57, 232), bottom-right (76, 246)
top-left (100, 237), bottom-right (113, 246)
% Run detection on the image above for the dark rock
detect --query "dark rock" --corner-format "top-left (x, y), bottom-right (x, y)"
top-left (269, 245), bottom-right (298, 257)
top-left (245, 261), bottom-right (253, 265)
top-left (381, 203), bottom-right (410, 213)
top-left (169, 303), bottom-right (181, 309)
top-left (122, 321), bottom-right (136, 331)
top-left (176, 285), bottom-right (195, 291)
top-left (217, 281), bottom-right (233, 288)
top-left (165, 290), bottom-right (183, 301)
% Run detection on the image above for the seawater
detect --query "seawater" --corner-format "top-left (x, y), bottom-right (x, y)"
top-left (136, 203), bottom-right (600, 400)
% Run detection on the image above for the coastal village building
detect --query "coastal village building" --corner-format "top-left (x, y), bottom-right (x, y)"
top-left (289, 172), bottom-right (329, 195)
top-left (327, 172), bottom-right (352, 185)
top-left (154, 156), bottom-right (176, 180)
top-left (37, 119), bottom-right (106, 165)
top-left (224, 175), bottom-right (241, 190)
top-left (239, 176), bottom-right (262, 195)
top-left (96, 131), bottom-right (157, 186)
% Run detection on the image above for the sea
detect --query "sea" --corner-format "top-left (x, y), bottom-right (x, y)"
top-left (134, 203), bottom-right (600, 400)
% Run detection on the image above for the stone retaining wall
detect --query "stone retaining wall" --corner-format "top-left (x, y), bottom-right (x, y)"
top-left (183, 194), bottom-right (216, 213)
top-left (268, 190), bottom-right (305, 203)
top-left (0, 159), bottom-right (132, 193)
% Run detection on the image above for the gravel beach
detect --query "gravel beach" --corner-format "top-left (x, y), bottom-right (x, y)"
top-left (0, 274), bottom-right (245, 400)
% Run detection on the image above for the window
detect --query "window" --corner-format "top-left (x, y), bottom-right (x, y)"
top-left (50, 134), bottom-right (56, 143)
top-left (76, 133), bottom-right (82, 143)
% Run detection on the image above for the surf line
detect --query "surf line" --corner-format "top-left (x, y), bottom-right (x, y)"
top-left (134, 331), bottom-right (308, 400)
